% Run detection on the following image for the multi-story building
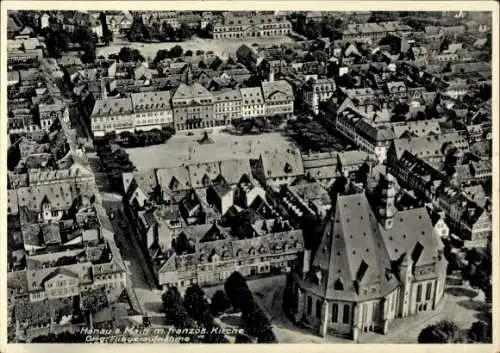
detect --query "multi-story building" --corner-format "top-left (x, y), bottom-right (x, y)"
top-left (171, 82), bottom-right (215, 131)
top-left (213, 13), bottom-right (292, 39)
top-left (213, 88), bottom-right (242, 125)
top-left (105, 13), bottom-right (133, 35)
top-left (335, 106), bottom-right (395, 164)
top-left (261, 78), bottom-right (294, 118)
top-left (252, 147), bottom-right (305, 187)
top-left (303, 78), bottom-right (336, 115)
top-left (240, 87), bottom-right (265, 119)
top-left (38, 103), bottom-right (70, 130)
top-left (90, 97), bottom-right (134, 137)
top-left (130, 91), bottom-right (174, 130)
top-left (157, 220), bottom-right (304, 290)
top-left (388, 132), bottom-right (470, 169)
top-left (301, 152), bottom-right (340, 189)
top-left (286, 173), bottom-right (447, 341)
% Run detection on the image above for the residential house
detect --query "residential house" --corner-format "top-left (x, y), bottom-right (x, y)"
top-left (261, 78), bottom-right (294, 118)
top-left (130, 91), bottom-right (174, 130)
top-left (252, 148), bottom-right (305, 187)
top-left (213, 89), bottom-right (242, 125)
top-left (171, 82), bottom-right (215, 131)
top-left (240, 87), bottom-right (265, 119)
top-left (303, 78), bottom-right (336, 115)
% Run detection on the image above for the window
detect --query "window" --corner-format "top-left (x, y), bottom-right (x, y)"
top-left (331, 303), bottom-right (338, 322)
top-left (316, 300), bottom-right (322, 318)
top-left (425, 283), bottom-right (432, 301)
top-left (416, 284), bottom-right (422, 302)
top-left (342, 304), bottom-right (350, 324)
top-left (307, 296), bottom-right (312, 315)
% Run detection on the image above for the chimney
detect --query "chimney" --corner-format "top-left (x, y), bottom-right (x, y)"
top-left (302, 249), bottom-right (311, 278)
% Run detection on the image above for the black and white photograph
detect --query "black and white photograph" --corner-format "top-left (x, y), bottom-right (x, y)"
top-left (2, 1), bottom-right (497, 348)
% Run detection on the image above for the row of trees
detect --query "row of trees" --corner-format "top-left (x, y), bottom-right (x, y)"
top-left (161, 284), bottom-right (228, 343)
top-left (44, 26), bottom-right (98, 63)
top-left (224, 272), bottom-right (278, 343)
top-left (104, 127), bottom-right (174, 148)
top-left (418, 319), bottom-right (492, 343)
top-left (96, 141), bottom-right (136, 192)
top-left (127, 17), bottom-right (196, 43)
top-left (288, 14), bottom-right (343, 41)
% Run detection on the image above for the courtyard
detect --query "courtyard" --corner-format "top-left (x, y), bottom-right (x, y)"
top-left (125, 129), bottom-right (297, 170)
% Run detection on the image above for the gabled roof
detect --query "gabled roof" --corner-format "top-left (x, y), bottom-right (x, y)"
top-left (304, 191), bottom-right (443, 301)
top-left (260, 147), bottom-right (304, 179)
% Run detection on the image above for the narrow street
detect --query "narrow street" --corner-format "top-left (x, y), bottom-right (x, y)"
top-left (100, 194), bottom-right (166, 327)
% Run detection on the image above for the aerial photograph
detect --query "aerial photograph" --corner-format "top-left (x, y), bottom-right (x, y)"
top-left (5, 8), bottom-right (493, 344)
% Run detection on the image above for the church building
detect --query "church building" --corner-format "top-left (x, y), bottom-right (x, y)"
top-left (286, 170), bottom-right (448, 341)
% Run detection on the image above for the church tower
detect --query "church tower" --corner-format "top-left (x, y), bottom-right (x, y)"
top-left (377, 173), bottom-right (397, 230)
top-left (183, 64), bottom-right (193, 85)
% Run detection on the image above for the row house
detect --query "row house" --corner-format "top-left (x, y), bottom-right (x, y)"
top-left (335, 105), bottom-right (395, 163)
top-left (240, 87), bottom-right (265, 119)
top-left (261, 79), bottom-right (294, 118)
top-left (171, 82), bottom-right (215, 131)
top-left (157, 221), bottom-right (304, 291)
top-left (252, 147), bottom-right (305, 187)
top-left (388, 132), bottom-right (470, 169)
top-left (213, 89), bottom-right (242, 125)
top-left (434, 186), bottom-right (490, 246)
top-left (130, 91), bottom-right (174, 131)
top-left (90, 98), bottom-right (134, 137)
top-left (90, 91), bottom-right (174, 137)
top-left (213, 13), bottom-right (291, 39)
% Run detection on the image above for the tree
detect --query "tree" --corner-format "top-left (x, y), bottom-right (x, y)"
top-left (183, 284), bottom-right (211, 322)
top-left (169, 45), bottom-right (183, 58)
top-left (210, 290), bottom-right (231, 316)
top-left (153, 49), bottom-right (170, 64)
top-left (242, 305), bottom-right (277, 343)
top-left (185, 50), bottom-right (193, 56)
top-left (118, 47), bottom-right (143, 62)
top-left (230, 210), bottom-right (254, 239)
top-left (80, 287), bottom-right (109, 313)
top-left (224, 272), bottom-right (255, 311)
top-left (468, 321), bottom-right (492, 343)
top-left (162, 22), bottom-right (176, 40)
top-left (418, 320), bottom-right (467, 343)
top-left (162, 286), bottom-right (193, 328)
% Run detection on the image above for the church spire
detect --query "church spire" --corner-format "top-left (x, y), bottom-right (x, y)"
top-left (377, 173), bottom-right (397, 230)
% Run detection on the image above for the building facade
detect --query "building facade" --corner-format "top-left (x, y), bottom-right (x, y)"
top-left (213, 13), bottom-right (292, 39)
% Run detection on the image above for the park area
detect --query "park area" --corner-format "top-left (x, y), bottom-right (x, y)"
top-left (125, 129), bottom-right (297, 170)
top-left (97, 35), bottom-right (293, 60)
